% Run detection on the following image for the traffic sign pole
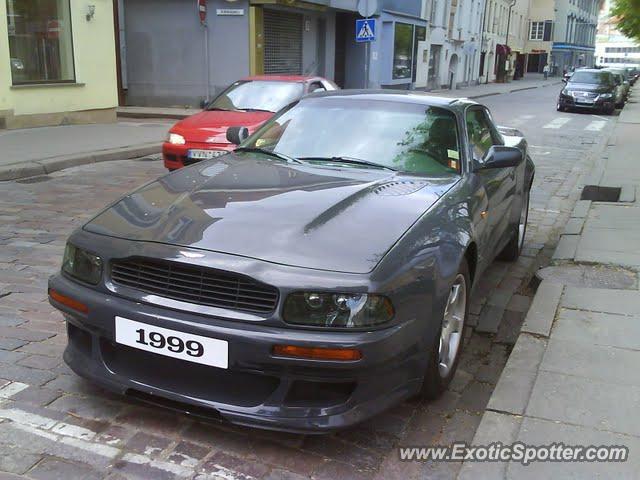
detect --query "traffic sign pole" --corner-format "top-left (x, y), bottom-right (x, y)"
top-left (355, 17), bottom-right (375, 89)
top-left (364, 28), bottom-right (369, 89)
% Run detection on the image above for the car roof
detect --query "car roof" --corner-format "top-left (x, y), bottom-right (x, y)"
top-left (303, 89), bottom-right (477, 110)
top-left (241, 75), bottom-right (319, 82)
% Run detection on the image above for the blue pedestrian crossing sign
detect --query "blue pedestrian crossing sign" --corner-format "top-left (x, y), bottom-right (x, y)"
top-left (355, 19), bottom-right (375, 42)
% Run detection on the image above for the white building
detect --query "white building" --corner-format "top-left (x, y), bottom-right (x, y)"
top-left (420, 0), bottom-right (485, 88)
top-left (595, 0), bottom-right (640, 68)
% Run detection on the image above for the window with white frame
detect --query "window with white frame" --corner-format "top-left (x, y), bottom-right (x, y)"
top-left (529, 21), bottom-right (544, 41)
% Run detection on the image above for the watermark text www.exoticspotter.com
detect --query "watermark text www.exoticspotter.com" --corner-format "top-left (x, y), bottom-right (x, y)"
top-left (398, 442), bottom-right (629, 465)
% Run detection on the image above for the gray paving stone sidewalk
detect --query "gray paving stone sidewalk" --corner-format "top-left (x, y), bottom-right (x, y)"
top-left (460, 91), bottom-right (640, 478)
top-left (0, 120), bottom-right (170, 181)
top-left (426, 73), bottom-right (562, 99)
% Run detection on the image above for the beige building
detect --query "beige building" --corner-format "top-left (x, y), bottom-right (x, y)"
top-left (525, 0), bottom-right (600, 75)
top-left (479, 0), bottom-right (530, 82)
top-left (1, 0), bottom-right (119, 129)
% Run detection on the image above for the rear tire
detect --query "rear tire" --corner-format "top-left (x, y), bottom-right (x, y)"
top-left (498, 187), bottom-right (530, 261)
top-left (420, 261), bottom-right (470, 399)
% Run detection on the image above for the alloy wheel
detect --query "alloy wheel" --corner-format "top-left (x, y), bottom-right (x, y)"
top-left (438, 274), bottom-right (467, 378)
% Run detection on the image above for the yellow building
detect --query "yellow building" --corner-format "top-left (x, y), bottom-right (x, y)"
top-left (0, 0), bottom-right (118, 129)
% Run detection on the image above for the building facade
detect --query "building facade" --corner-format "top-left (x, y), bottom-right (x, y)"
top-left (525, 0), bottom-right (600, 75)
top-left (479, 0), bottom-right (530, 83)
top-left (595, 0), bottom-right (640, 68)
top-left (118, 0), bottom-right (430, 107)
top-left (1, 0), bottom-right (119, 129)
top-left (420, 0), bottom-right (484, 89)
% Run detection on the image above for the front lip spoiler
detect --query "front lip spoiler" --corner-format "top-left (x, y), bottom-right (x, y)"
top-left (63, 341), bottom-right (420, 434)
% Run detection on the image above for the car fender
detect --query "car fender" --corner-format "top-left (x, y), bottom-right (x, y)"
top-left (371, 180), bottom-right (477, 357)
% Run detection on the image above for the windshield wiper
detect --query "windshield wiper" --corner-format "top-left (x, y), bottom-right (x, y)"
top-left (299, 156), bottom-right (396, 171)
top-left (234, 147), bottom-right (303, 164)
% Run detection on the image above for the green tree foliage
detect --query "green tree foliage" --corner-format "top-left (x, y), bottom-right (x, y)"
top-left (612, 0), bottom-right (640, 41)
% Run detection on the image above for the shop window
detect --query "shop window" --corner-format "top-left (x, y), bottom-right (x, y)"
top-left (6, 0), bottom-right (75, 84)
top-left (393, 22), bottom-right (413, 80)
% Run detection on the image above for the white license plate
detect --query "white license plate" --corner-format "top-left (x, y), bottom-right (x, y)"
top-left (576, 98), bottom-right (594, 104)
top-left (115, 317), bottom-right (228, 369)
top-left (188, 149), bottom-right (226, 160)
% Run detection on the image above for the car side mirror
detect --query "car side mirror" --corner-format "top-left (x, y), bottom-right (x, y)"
top-left (562, 78), bottom-right (567, 83)
top-left (475, 146), bottom-right (522, 171)
top-left (226, 126), bottom-right (249, 145)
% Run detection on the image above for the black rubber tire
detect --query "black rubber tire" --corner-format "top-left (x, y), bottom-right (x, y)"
top-left (168, 168), bottom-right (177, 172)
top-left (420, 260), bottom-right (470, 400)
top-left (603, 105), bottom-right (615, 115)
top-left (498, 188), bottom-right (530, 261)
top-left (557, 103), bottom-right (565, 112)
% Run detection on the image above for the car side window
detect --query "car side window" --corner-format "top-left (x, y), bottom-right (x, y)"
top-left (308, 82), bottom-right (326, 93)
top-left (466, 108), bottom-right (500, 162)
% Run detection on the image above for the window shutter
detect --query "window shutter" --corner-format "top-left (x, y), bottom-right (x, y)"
top-left (543, 20), bottom-right (553, 41)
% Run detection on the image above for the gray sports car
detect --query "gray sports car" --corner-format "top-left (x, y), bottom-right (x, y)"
top-left (49, 91), bottom-right (534, 433)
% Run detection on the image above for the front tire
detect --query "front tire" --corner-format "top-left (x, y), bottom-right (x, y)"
top-left (498, 186), bottom-right (530, 261)
top-left (420, 261), bottom-right (470, 399)
top-left (557, 102), bottom-right (565, 112)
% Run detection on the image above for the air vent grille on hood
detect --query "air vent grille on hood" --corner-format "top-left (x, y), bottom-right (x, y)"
top-left (373, 181), bottom-right (428, 196)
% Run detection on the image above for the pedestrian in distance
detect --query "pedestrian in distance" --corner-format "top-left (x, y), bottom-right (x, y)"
top-left (543, 63), bottom-right (550, 80)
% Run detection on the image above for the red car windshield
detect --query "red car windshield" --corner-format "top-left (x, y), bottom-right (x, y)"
top-left (207, 81), bottom-right (304, 113)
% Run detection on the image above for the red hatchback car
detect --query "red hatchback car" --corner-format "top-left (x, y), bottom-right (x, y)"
top-left (163, 75), bottom-right (338, 170)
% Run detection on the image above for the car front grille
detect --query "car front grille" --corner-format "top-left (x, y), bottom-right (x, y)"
top-left (573, 91), bottom-right (598, 99)
top-left (110, 258), bottom-right (279, 314)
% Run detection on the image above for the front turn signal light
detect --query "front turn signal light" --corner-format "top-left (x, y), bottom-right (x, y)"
top-left (272, 344), bottom-right (362, 361)
top-left (49, 289), bottom-right (89, 314)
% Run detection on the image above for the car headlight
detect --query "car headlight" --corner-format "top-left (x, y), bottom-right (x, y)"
top-left (62, 243), bottom-right (103, 285)
top-left (561, 89), bottom-right (569, 95)
top-left (283, 292), bottom-right (394, 328)
top-left (599, 93), bottom-right (613, 99)
top-left (167, 133), bottom-right (186, 145)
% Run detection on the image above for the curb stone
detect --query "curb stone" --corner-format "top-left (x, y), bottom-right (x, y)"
top-left (0, 143), bottom-right (161, 181)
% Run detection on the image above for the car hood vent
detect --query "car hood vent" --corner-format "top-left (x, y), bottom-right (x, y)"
top-left (373, 180), bottom-right (428, 196)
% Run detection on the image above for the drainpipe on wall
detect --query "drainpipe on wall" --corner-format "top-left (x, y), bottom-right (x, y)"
top-left (504, 0), bottom-right (516, 82)
top-left (479, 0), bottom-right (489, 84)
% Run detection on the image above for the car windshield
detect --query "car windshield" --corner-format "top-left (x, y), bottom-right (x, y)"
top-left (569, 71), bottom-right (611, 85)
top-left (207, 81), bottom-right (304, 113)
top-left (242, 98), bottom-right (462, 176)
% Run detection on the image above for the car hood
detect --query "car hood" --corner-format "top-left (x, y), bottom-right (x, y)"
top-left (565, 83), bottom-right (612, 93)
top-left (84, 155), bottom-right (459, 273)
top-left (173, 110), bottom-right (273, 143)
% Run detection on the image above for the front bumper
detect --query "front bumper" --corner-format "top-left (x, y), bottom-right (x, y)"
top-left (558, 94), bottom-right (615, 111)
top-left (163, 142), bottom-right (234, 170)
top-left (49, 273), bottom-right (425, 433)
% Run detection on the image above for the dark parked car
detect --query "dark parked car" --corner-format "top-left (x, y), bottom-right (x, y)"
top-left (558, 69), bottom-right (618, 114)
top-left (48, 91), bottom-right (534, 433)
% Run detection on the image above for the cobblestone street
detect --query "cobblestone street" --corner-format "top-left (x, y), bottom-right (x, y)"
top-left (0, 87), bottom-right (615, 479)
